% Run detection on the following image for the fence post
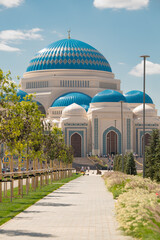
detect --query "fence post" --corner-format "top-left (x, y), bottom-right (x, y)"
top-left (18, 156), bottom-right (21, 196)
top-left (10, 156), bottom-right (13, 202)
top-left (0, 158), bottom-right (2, 202)
top-left (26, 157), bottom-right (29, 194)
top-left (40, 161), bottom-right (42, 188)
top-left (45, 161), bottom-right (48, 185)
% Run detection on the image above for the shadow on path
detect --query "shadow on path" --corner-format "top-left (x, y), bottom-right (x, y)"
top-left (0, 229), bottom-right (56, 238)
top-left (54, 191), bottom-right (81, 195)
top-left (35, 202), bottom-right (74, 207)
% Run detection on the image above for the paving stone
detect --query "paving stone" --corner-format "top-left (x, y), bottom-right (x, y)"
top-left (0, 171), bottom-right (133, 240)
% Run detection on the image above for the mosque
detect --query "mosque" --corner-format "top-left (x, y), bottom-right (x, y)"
top-left (20, 35), bottom-right (160, 158)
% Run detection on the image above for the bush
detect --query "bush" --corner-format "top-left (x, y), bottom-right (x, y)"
top-left (103, 172), bottom-right (160, 239)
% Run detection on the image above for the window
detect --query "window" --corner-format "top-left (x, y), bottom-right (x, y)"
top-left (26, 81), bottom-right (49, 89)
top-left (59, 80), bottom-right (90, 88)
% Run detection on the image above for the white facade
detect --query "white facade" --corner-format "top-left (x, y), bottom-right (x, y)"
top-left (20, 38), bottom-right (160, 157)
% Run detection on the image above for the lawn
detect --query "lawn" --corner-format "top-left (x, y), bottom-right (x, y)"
top-left (0, 173), bottom-right (80, 226)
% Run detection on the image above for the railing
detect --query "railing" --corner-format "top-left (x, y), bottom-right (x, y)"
top-left (0, 164), bottom-right (75, 203)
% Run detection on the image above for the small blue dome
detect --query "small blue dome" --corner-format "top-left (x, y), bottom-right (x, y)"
top-left (81, 104), bottom-right (89, 112)
top-left (26, 38), bottom-right (112, 73)
top-left (51, 92), bottom-right (92, 111)
top-left (124, 90), bottom-right (153, 104)
top-left (1, 89), bottom-right (28, 102)
top-left (17, 89), bottom-right (28, 102)
top-left (91, 89), bottom-right (126, 103)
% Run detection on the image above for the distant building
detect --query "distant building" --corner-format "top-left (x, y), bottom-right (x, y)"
top-left (20, 37), bottom-right (159, 157)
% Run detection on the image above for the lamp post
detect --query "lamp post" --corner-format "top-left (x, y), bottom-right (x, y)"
top-left (140, 55), bottom-right (150, 178)
top-left (120, 101), bottom-right (124, 172)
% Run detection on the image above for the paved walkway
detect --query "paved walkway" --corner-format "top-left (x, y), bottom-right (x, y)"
top-left (0, 171), bottom-right (132, 240)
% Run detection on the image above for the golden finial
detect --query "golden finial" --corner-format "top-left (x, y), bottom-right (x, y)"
top-left (67, 30), bottom-right (71, 39)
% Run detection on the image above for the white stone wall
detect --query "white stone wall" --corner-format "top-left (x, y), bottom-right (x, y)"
top-left (20, 69), bottom-right (121, 112)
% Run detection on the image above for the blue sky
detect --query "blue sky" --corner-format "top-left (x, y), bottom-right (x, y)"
top-left (0, 0), bottom-right (160, 112)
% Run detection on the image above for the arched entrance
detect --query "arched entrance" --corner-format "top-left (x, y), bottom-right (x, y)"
top-left (142, 133), bottom-right (151, 154)
top-left (107, 131), bottom-right (117, 155)
top-left (71, 133), bottom-right (81, 157)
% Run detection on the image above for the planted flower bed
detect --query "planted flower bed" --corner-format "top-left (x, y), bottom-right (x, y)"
top-left (103, 172), bottom-right (160, 240)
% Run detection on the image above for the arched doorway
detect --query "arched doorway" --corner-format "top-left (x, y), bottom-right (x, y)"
top-left (142, 133), bottom-right (151, 155)
top-left (107, 131), bottom-right (117, 155)
top-left (71, 133), bottom-right (81, 157)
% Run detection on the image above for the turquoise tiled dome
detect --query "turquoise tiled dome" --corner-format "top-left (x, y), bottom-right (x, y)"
top-left (124, 90), bottom-right (153, 104)
top-left (26, 39), bottom-right (112, 72)
top-left (51, 92), bottom-right (92, 111)
top-left (17, 89), bottom-right (28, 102)
top-left (91, 89), bottom-right (126, 103)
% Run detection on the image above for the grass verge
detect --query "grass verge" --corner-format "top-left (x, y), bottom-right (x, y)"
top-left (0, 173), bottom-right (81, 226)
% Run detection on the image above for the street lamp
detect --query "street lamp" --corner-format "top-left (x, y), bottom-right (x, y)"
top-left (120, 101), bottom-right (124, 172)
top-left (140, 55), bottom-right (150, 178)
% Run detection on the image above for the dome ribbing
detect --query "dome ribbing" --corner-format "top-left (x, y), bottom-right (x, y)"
top-left (26, 39), bottom-right (112, 73)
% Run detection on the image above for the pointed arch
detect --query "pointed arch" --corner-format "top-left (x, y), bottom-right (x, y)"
top-left (103, 126), bottom-right (121, 155)
top-left (71, 132), bottom-right (82, 157)
top-left (107, 131), bottom-right (118, 155)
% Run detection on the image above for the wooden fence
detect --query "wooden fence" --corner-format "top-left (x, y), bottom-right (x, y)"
top-left (0, 159), bottom-right (74, 202)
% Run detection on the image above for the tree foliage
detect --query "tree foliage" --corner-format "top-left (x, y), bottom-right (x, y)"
top-left (0, 69), bottom-right (74, 164)
top-left (113, 153), bottom-right (137, 175)
top-left (125, 153), bottom-right (137, 175)
top-left (145, 129), bottom-right (160, 181)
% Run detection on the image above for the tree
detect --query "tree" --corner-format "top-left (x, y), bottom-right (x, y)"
top-left (113, 154), bottom-right (122, 171)
top-left (42, 124), bottom-right (74, 164)
top-left (145, 129), bottom-right (159, 180)
top-left (125, 153), bottom-right (137, 175)
top-left (0, 69), bottom-right (44, 166)
top-left (0, 69), bottom-right (73, 173)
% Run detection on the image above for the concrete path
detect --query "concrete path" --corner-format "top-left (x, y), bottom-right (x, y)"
top-left (0, 171), bottom-right (132, 240)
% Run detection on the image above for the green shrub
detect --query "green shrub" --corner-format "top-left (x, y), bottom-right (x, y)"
top-left (146, 129), bottom-right (160, 182)
top-left (125, 152), bottom-right (137, 175)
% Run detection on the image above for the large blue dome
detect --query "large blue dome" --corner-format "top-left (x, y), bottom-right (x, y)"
top-left (51, 92), bottom-right (92, 111)
top-left (124, 90), bottom-right (153, 104)
top-left (91, 89), bottom-right (126, 103)
top-left (26, 39), bottom-right (112, 73)
top-left (17, 89), bottom-right (28, 102)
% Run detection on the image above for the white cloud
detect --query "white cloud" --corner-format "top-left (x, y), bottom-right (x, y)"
top-left (129, 60), bottom-right (160, 77)
top-left (0, 0), bottom-right (24, 8)
top-left (0, 28), bottom-right (43, 52)
top-left (0, 28), bottom-right (43, 41)
top-left (93, 0), bottom-right (149, 10)
top-left (118, 62), bottom-right (125, 65)
top-left (0, 42), bottom-right (20, 52)
top-left (52, 30), bottom-right (64, 38)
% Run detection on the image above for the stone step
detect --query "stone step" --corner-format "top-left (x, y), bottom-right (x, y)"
top-left (72, 157), bottom-right (97, 170)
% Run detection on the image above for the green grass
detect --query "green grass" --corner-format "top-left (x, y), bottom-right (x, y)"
top-left (0, 173), bottom-right (81, 226)
top-left (109, 183), bottom-right (126, 199)
top-left (127, 222), bottom-right (160, 240)
top-left (108, 179), bottom-right (131, 199)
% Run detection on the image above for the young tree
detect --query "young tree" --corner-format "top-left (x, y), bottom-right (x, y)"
top-left (113, 154), bottom-right (122, 171)
top-left (125, 153), bottom-right (137, 175)
top-left (0, 69), bottom-right (44, 166)
top-left (145, 129), bottom-right (159, 180)
top-left (43, 124), bottom-right (74, 165)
